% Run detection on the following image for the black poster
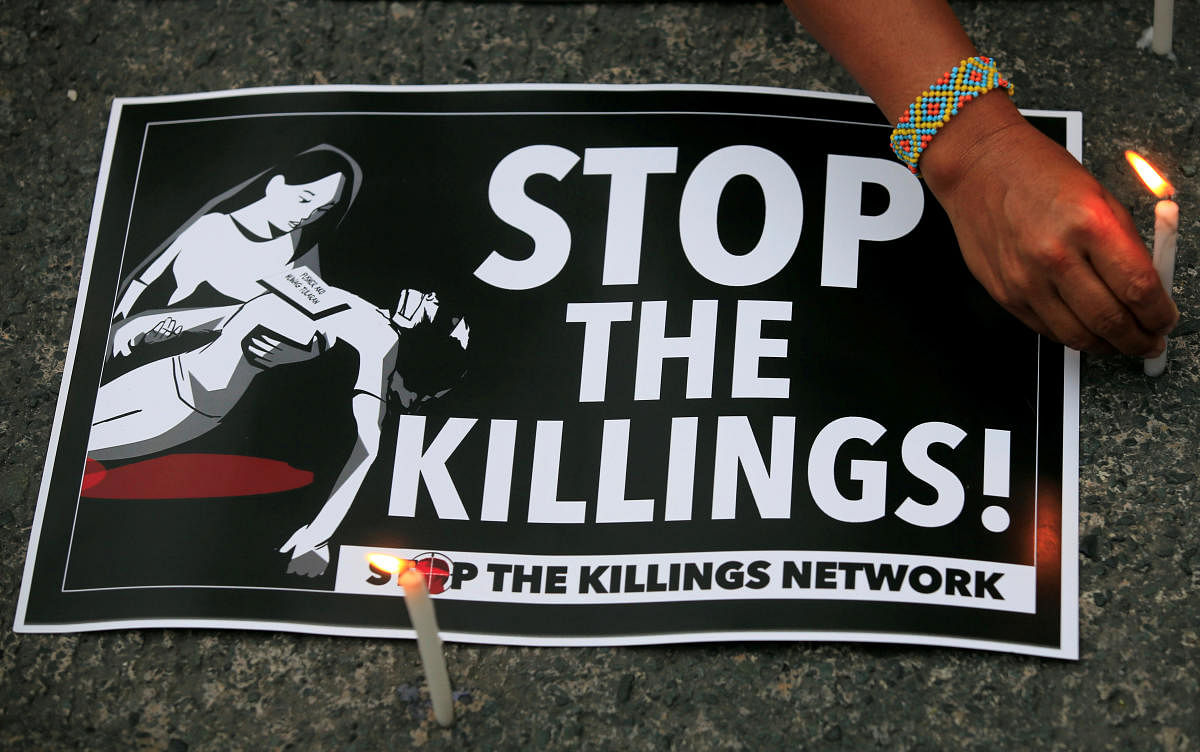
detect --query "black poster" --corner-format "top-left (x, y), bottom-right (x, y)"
top-left (15, 85), bottom-right (1080, 658)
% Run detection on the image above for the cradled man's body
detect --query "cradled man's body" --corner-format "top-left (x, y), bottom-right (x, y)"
top-left (88, 270), bottom-right (467, 577)
top-left (91, 282), bottom-right (397, 461)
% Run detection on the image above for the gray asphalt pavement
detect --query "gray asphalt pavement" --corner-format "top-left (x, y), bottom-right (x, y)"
top-left (1, 1), bottom-right (1197, 749)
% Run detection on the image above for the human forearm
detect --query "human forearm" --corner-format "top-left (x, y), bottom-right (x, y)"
top-left (783, 0), bottom-right (1024, 187)
top-left (302, 445), bottom-right (375, 545)
top-left (293, 394), bottom-right (384, 546)
top-left (783, 0), bottom-right (980, 122)
top-left (113, 279), bottom-right (148, 320)
top-left (115, 236), bottom-right (185, 318)
top-left (110, 304), bottom-right (241, 357)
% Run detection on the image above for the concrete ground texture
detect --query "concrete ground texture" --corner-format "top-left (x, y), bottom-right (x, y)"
top-left (1, 0), bottom-right (1197, 749)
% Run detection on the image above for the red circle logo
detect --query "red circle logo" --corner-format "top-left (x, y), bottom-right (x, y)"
top-left (413, 553), bottom-right (452, 594)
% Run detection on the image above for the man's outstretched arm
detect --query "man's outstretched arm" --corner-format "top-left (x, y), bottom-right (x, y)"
top-left (785, 0), bottom-right (1178, 357)
top-left (280, 392), bottom-right (386, 577)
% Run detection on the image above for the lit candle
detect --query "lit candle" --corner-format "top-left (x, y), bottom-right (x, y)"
top-left (368, 554), bottom-right (455, 726)
top-left (399, 565), bottom-right (455, 727)
top-left (1125, 151), bottom-right (1179, 377)
top-left (1153, 0), bottom-right (1175, 55)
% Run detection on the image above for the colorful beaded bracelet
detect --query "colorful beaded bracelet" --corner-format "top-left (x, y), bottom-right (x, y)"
top-left (889, 56), bottom-right (1014, 176)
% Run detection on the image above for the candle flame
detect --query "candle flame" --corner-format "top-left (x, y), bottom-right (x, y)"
top-left (1125, 151), bottom-right (1175, 199)
top-left (366, 553), bottom-right (414, 575)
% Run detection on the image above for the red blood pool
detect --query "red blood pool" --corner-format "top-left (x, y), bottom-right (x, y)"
top-left (80, 453), bottom-right (314, 499)
top-left (414, 555), bottom-right (452, 594)
top-left (81, 458), bottom-right (107, 492)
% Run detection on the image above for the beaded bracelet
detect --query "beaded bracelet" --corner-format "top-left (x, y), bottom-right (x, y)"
top-left (889, 56), bottom-right (1014, 176)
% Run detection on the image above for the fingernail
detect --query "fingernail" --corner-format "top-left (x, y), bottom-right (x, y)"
top-left (1142, 339), bottom-right (1166, 359)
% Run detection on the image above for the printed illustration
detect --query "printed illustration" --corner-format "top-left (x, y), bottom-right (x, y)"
top-left (90, 273), bottom-right (468, 576)
top-left (89, 143), bottom-right (468, 577)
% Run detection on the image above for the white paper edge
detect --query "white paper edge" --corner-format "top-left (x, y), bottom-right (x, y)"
top-left (1060, 348), bottom-right (1081, 660)
top-left (13, 100), bottom-right (125, 631)
top-left (9, 616), bottom-right (1075, 659)
top-left (1058, 111), bottom-right (1082, 661)
top-left (102, 82), bottom-right (878, 108)
top-left (12, 84), bottom-right (1083, 660)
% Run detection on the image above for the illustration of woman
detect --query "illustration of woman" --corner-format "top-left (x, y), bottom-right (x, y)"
top-left (111, 144), bottom-right (363, 327)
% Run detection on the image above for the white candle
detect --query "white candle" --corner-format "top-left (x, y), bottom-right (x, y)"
top-left (398, 566), bottom-right (454, 726)
top-left (1153, 0), bottom-right (1175, 56)
top-left (1144, 198), bottom-right (1180, 377)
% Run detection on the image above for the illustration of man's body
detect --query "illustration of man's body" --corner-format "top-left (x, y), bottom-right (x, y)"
top-left (89, 269), bottom-right (467, 576)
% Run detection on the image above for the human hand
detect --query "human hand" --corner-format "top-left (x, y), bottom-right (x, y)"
top-left (280, 525), bottom-right (331, 577)
top-left (112, 316), bottom-right (183, 357)
top-left (244, 330), bottom-right (325, 369)
top-left (923, 101), bottom-right (1178, 356)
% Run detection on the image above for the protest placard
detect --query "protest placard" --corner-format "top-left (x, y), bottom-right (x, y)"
top-left (15, 85), bottom-right (1079, 658)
